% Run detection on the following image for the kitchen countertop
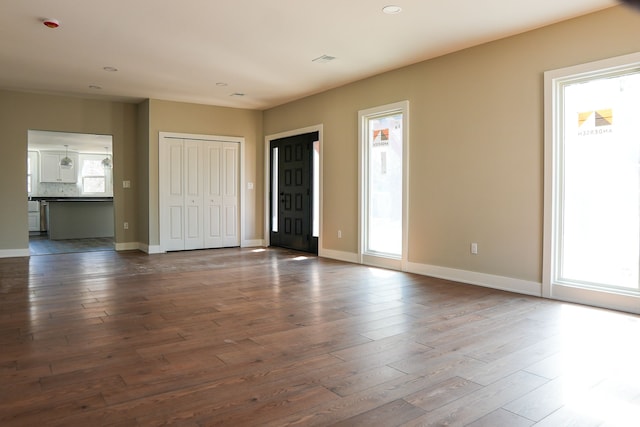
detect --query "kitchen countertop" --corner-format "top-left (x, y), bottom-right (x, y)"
top-left (30, 196), bottom-right (113, 202)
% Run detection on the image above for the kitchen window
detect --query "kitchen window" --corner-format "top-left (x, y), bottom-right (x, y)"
top-left (27, 151), bottom-right (38, 195)
top-left (80, 154), bottom-right (112, 196)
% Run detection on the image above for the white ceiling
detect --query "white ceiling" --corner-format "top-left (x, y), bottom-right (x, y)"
top-left (1, 0), bottom-right (618, 110)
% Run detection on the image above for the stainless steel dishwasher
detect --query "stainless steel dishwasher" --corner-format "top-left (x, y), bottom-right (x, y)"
top-left (39, 200), bottom-right (48, 232)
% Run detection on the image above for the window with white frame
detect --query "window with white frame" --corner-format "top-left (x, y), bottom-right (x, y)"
top-left (359, 100), bottom-right (409, 270)
top-left (80, 154), bottom-right (112, 195)
top-left (27, 151), bottom-right (38, 194)
top-left (544, 52), bottom-right (640, 313)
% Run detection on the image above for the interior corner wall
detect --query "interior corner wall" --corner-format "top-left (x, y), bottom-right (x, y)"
top-left (0, 89), bottom-right (138, 254)
top-left (136, 99), bottom-right (150, 247)
top-left (262, 6), bottom-right (640, 284)
top-left (146, 99), bottom-right (264, 248)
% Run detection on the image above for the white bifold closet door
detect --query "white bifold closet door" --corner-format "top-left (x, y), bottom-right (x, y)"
top-left (160, 137), bottom-right (239, 252)
top-left (203, 142), bottom-right (240, 248)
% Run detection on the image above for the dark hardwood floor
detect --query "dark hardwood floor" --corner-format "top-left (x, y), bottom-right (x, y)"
top-left (1, 247), bottom-right (639, 426)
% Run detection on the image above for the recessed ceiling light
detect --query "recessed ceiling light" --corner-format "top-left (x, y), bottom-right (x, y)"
top-left (382, 5), bottom-right (402, 14)
top-left (312, 54), bottom-right (336, 64)
top-left (103, 66), bottom-right (118, 72)
top-left (216, 82), bottom-right (228, 87)
top-left (230, 92), bottom-right (245, 97)
top-left (89, 85), bottom-right (102, 90)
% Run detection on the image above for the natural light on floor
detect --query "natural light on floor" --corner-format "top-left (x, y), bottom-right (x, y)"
top-left (560, 305), bottom-right (640, 424)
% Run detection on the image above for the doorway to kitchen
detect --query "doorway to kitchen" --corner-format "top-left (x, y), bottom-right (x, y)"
top-left (27, 130), bottom-right (115, 255)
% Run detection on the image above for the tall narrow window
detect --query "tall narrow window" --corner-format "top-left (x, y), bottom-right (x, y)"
top-left (359, 101), bottom-right (409, 269)
top-left (271, 147), bottom-right (279, 233)
top-left (313, 140), bottom-right (320, 238)
top-left (544, 53), bottom-right (640, 313)
top-left (27, 154), bottom-right (33, 194)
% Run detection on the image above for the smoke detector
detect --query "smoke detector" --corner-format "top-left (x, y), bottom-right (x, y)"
top-left (43, 18), bottom-right (60, 29)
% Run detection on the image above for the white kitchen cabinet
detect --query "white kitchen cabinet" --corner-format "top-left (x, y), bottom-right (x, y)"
top-left (40, 152), bottom-right (78, 183)
top-left (28, 212), bottom-right (40, 231)
top-left (28, 200), bottom-right (40, 231)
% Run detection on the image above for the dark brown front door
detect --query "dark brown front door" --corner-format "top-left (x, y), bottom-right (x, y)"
top-left (270, 132), bottom-right (317, 253)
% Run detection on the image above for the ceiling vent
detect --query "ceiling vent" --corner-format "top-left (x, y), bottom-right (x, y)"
top-left (312, 55), bottom-right (336, 64)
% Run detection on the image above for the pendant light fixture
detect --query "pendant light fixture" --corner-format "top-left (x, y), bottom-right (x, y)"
top-left (101, 146), bottom-right (112, 169)
top-left (60, 145), bottom-right (73, 169)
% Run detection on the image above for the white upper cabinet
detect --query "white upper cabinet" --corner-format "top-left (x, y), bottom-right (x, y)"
top-left (40, 152), bottom-right (78, 183)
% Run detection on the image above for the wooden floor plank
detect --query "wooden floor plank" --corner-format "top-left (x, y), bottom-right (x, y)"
top-left (1, 247), bottom-right (639, 426)
top-left (332, 399), bottom-right (426, 427)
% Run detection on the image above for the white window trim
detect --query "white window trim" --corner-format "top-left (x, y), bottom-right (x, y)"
top-left (543, 52), bottom-right (640, 314)
top-left (358, 100), bottom-right (410, 271)
top-left (27, 151), bottom-right (39, 195)
top-left (78, 153), bottom-right (113, 196)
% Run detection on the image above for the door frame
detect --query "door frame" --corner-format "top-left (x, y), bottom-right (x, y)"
top-left (159, 131), bottom-right (245, 253)
top-left (26, 130), bottom-right (117, 255)
top-left (264, 125), bottom-right (323, 252)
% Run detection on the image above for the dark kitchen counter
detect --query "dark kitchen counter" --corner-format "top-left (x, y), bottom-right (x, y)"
top-left (31, 196), bottom-right (113, 202)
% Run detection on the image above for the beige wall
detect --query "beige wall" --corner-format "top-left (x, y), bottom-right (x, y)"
top-left (146, 99), bottom-right (263, 247)
top-left (0, 90), bottom-right (138, 253)
top-left (136, 100), bottom-right (150, 245)
top-left (263, 6), bottom-right (640, 283)
top-left (2, 6), bottom-right (638, 287)
top-left (0, 93), bottom-right (263, 254)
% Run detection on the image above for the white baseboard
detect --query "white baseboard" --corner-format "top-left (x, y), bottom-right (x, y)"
top-left (136, 242), bottom-right (265, 254)
top-left (406, 262), bottom-right (542, 297)
top-left (145, 244), bottom-right (163, 254)
top-left (134, 243), bottom-right (163, 254)
top-left (242, 239), bottom-right (265, 248)
top-left (318, 249), bottom-right (541, 297)
top-left (115, 242), bottom-right (140, 251)
top-left (0, 248), bottom-right (30, 258)
top-left (318, 248), bottom-right (359, 264)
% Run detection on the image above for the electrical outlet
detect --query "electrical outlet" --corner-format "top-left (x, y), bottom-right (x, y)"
top-left (471, 242), bottom-right (478, 255)
top-left (123, 180), bottom-right (131, 188)
top-left (124, 222), bottom-right (129, 230)
top-left (338, 230), bottom-right (342, 238)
